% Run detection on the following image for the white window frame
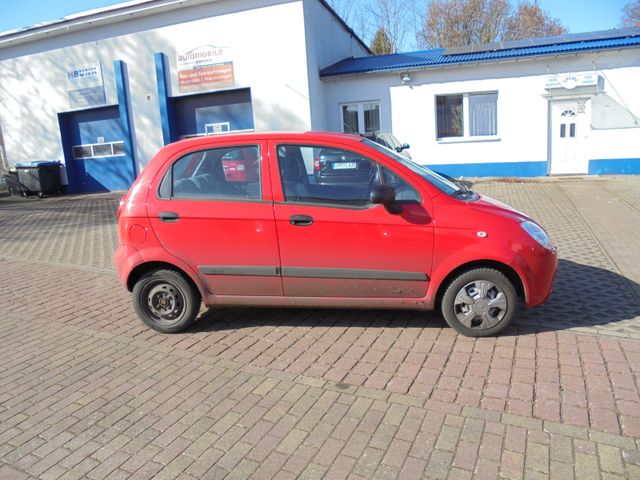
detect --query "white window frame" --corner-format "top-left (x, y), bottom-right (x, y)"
top-left (435, 91), bottom-right (500, 143)
top-left (339, 101), bottom-right (381, 134)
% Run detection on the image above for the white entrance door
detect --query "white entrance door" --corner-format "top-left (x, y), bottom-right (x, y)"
top-left (550, 101), bottom-right (588, 175)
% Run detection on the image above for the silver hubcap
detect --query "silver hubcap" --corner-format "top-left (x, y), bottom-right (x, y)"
top-left (453, 280), bottom-right (508, 330)
top-left (147, 283), bottom-right (183, 321)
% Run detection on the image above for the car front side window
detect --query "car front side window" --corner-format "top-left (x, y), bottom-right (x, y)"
top-left (276, 144), bottom-right (419, 207)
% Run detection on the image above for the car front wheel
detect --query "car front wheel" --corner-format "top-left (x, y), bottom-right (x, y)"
top-left (132, 269), bottom-right (200, 333)
top-left (441, 268), bottom-right (517, 337)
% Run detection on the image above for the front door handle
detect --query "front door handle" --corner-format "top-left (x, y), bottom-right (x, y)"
top-left (159, 211), bottom-right (180, 223)
top-left (289, 214), bottom-right (313, 226)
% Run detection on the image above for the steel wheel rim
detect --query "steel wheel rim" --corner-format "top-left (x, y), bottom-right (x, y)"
top-left (453, 280), bottom-right (508, 330)
top-left (145, 282), bottom-right (185, 324)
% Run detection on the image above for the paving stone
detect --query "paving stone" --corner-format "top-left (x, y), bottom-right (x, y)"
top-left (1, 180), bottom-right (640, 480)
top-left (434, 425), bottom-right (461, 452)
top-left (353, 448), bottom-right (385, 478)
top-left (598, 444), bottom-right (625, 474)
top-left (427, 449), bottom-right (454, 480)
top-left (525, 440), bottom-right (549, 474)
top-left (276, 429), bottom-right (308, 455)
top-left (574, 452), bottom-right (601, 480)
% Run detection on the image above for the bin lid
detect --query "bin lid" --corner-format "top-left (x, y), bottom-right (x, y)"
top-left (15, 160), bottom-right (61, 168)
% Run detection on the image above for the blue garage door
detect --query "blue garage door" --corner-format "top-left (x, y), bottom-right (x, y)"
top-left (172, 88), bottom-right (254, 140)
top-left (60, 106), bottom-right (135, 193)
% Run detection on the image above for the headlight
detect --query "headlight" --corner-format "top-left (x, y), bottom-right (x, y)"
top-left (521, 220), bottom-right (552, 249)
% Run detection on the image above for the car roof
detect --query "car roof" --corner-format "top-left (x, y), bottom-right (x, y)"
top-left (171, 131), bottom-right (363, 149)
top-left (141, 131), bottom-right (372, 184)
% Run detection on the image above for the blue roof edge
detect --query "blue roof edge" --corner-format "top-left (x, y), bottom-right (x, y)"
top-left (320, 27), bottom-right (640, 78)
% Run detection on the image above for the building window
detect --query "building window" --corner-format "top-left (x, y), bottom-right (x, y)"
top-left (341, 102), bottom-right (380, 134)
top-left (436, 92), bottom-right (498, 139)
top-left (72, 141), bottom-right (126, 159)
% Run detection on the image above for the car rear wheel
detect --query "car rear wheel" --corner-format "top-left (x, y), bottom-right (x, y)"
top-left (441, 268), bottom-right (516, 337)
top-left (133, 269), bottom-right (200, 333)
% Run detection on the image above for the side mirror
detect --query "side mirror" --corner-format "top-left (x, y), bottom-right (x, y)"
top-left (395, 143), bottom-right (410, 152)
top-left (370, 184), bottom-right (402, 214)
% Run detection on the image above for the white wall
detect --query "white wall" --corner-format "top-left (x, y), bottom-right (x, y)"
top-left (390, 71), bottom-right (550, 167)
top-left (302, 0), bottom-right (369, 130)
top-left (323, 75), bottom-right (395, 134)
top-left (324, 48), bottom-right (640, 169)
top-left (0, 0), bottom-right (311, 171)
top-left (586, 64), bottom-right (640, 160)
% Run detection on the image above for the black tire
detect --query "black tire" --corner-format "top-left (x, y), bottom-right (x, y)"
top-left (440, 268), bottom-right (517, 337)
top-left (132, 269), bottom-right (200, 333)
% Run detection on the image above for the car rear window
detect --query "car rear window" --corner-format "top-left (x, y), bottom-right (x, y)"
top-left (158, 145), bottom-right (261, 200)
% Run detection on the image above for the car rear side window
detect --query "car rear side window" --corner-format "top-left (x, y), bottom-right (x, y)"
top-left (158, 145), bottom-right (261, 200)
top-left (276, 144), bottom-right (419, 207)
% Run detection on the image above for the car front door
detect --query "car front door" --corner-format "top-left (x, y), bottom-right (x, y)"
top-left (270, 141), bottom-right (434, 298)
top-left (146, 140), bottom-right (282, 296)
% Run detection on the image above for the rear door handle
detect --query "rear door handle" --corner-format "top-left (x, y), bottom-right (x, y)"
top-left (159, 211), bottom-right (180, 223)
top-left (289, 214), bottom-right (313, 226)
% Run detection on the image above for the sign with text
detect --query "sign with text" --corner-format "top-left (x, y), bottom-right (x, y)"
top-left (545, 73), bottom-right (604, 91)
top-left (176, 45), bottom-right (235, 93)
top-left (66, 63), bottom-right (106, 108)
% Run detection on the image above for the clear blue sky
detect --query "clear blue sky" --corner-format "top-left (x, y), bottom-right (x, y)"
top-left (0, 0), bottom-right (632, 36)
top-left (537, 0), bottom-right (629, 33)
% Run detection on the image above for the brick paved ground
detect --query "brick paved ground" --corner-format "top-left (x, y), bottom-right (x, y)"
top-left (0, 177), bottom-right (639, 479)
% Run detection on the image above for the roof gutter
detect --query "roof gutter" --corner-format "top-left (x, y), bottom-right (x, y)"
top-left (0, 0), bottom-right (212, 49)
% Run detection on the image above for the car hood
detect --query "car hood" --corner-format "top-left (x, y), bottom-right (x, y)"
top-left (469, 194), bottom-right (532, 223)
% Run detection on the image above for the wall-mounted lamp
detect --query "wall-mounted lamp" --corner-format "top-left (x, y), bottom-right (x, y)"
top-left (400, 72), bottom-right (411, 84)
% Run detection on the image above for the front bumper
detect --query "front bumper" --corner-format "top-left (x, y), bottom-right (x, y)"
top-left (521, 245), bottom-right (558, 308)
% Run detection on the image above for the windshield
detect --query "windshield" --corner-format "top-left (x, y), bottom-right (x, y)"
top-left (376, 133), bottom-right (401, 150)
top-left (363, 139), bottom-right (461, 196)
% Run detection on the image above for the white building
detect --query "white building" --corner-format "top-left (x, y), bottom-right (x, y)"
top-left (0, 0), bottom-right (368, 193)
top-left (0, 0), bottom-right (639, 194)
top-left (321, 29), bottom-right (640, 177)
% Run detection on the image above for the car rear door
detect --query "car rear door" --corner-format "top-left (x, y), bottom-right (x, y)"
top-left (146, 139), bottom-right (282, 296)
top-left (269, 139), bottom-right (434, 299)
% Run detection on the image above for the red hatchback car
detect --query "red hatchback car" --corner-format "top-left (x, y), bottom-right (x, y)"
top-left (115, 132), bottom-right (557, 337)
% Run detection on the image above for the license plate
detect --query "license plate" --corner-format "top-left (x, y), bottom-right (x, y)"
top-left (332, 162), bottom-right (357, 169)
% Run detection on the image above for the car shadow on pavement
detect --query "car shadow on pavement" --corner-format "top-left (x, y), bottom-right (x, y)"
top-left (510, 258), bottom-right (640, 335)
top-left (192, 306), bottom-right (447, 334)
top-left (190, 259), bottom-right (640, 336)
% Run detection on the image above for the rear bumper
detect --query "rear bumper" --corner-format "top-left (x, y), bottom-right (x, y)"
top-left (114, 244), bottom-right (140, 289)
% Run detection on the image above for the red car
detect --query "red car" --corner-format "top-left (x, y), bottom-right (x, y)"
top-left (115, 132), bottom-right (557, 337)
top-left (221, 147), bottom-right (259, 182)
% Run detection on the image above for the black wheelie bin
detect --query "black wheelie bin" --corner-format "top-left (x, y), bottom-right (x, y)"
top-left (15, 161), bottom-right (62, 198)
